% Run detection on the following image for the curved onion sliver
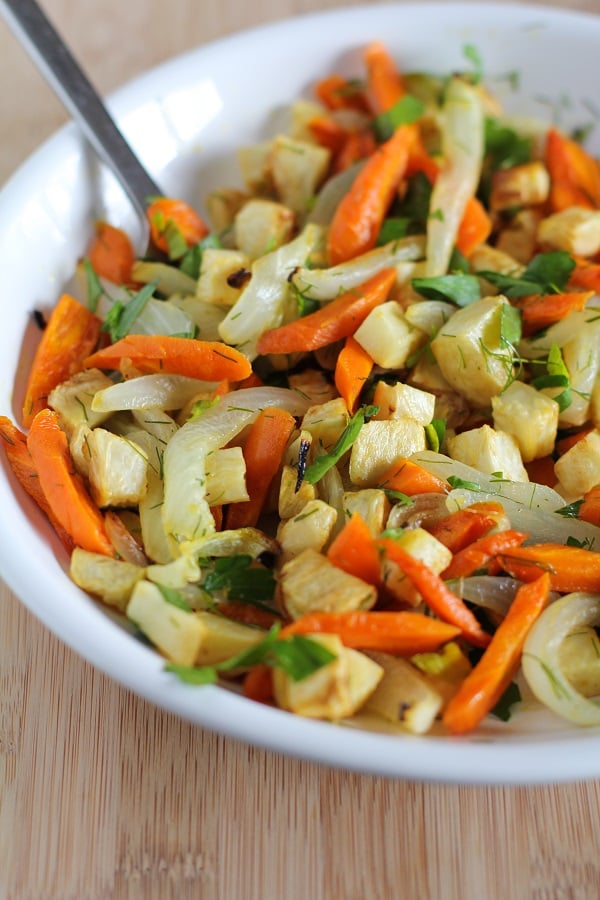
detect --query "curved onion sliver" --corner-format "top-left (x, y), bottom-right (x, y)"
top-left (291, 236), bottom-right (425, 301)
top-left (447, 576), bottom-right (520, 617)
top-left (410, 450), bottom-right (600, 546)
top-left (162, 387), bottom-right (310, 552)
top-left (522, 592), bottom-right (600, 726)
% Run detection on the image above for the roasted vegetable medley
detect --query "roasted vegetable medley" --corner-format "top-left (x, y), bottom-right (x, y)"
top-left (5, 41), bottom-right (600, 736)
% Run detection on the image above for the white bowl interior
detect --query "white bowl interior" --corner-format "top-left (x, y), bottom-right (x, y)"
top-left (2, 2), bottom-right (600, 783)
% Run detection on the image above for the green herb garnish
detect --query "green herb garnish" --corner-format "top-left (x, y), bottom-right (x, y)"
top-left (203, 554), bottom-right (276, 607)
top-left (532, 343), bottom-right (572, 412)
top-left (165, 624), bottom-right (337, 685)
top-left (156, 584), bottom-right (192, 613)
top-left (373, 94), bottom-right (424, 140)
top-left (499, 302), bottom-right (523, 348)
top-left (304, 404), bottom-right (378, 484)
top-left (447, 475), bottom-right (482, 492)
top-left (425, 418), bottom-right (446, 453)
top-left (555, 498), bottom-right (584, 518)
top-left (412, 273), bottom-right (481, 307)
top-left (463, 43), bottom-right (484, 84)
top-left (477, 251), bottom-right (575, 299)
top-left (101, 280), bottom-right (158, 342)
top-left (180, 233), bottom-right (223, 279)
top-left (82, 258), bottom-right (104, 313)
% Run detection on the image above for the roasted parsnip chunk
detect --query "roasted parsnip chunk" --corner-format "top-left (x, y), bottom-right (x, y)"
top-left (278, 549), bottom-right (376, 620)
top-left (273, 634), bottom-right (383, 719)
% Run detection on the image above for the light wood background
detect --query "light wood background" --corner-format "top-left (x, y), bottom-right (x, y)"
top-left (2, 1), bottom-right (600, 898)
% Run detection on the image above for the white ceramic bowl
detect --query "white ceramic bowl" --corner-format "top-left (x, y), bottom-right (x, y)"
top-left (2, 2), bottom-right (600, 784)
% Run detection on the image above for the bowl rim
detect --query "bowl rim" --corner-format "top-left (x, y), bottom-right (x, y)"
top-left (3, 0), bottom-right (600, 785)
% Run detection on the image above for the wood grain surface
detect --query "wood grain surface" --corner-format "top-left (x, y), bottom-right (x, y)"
top-left (2, 1), bottom-right (600, 898)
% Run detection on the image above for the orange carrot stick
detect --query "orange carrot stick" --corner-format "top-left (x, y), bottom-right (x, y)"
top-left (442, 529), bottom-right (528, 580)
top-left (376, 457), bottom-right (450, 496)
top-left (334, 336), bottom-right (374, 412)
top-left (554, 426), bottom-right (594, 457)
top-left (256, 268), bottom-right (396, 355)
top-left (376, 537), bottom-right (491, 647)
top-left (516, 291), bottom-right (592, 336)
top-left (234, 371), bottom-right (264, 391)
top-left (26, 409), bottom-right (113, 556)
top-left (314, 74), bottom-right (369, 113)
top-left (85, 334), bottom-right (252, 381)
top-left (282, 609), bottom-right (461, 655)
top-left (570, 258), bottom-right (600, 292)
top-left (427, 502), bottom-right (506, 553)
top-left (308, 115), bottom-right (348, 154)
top-left (225, 407), bottom-right (296, 530)
top-left (87, 221), bottom-right (135, 286)
top-left (364, 41), bottom-right (405, 114)
top-left (579, 485), bottom-right (600, 528)
top-left (326, 512), bottom-right (382, 587)
top-left (22, 293), bottom-right (102, 428)
top-left (243, 663), bottom-right (275, 704)
top-left (545, 127), bottom-right (600, 212)
top-left (455, 196), bottom-right (492, 258)
top-left (427, 500), bottom-right (505, 553)
top-left (146, 197), bottom-right (209, 255)
top-left (327, 125), bottom-right (417, 265)
top-left (524, 455), bottom-right (557, 489)
top-left (0, 416), bottom-right (74, 552)
top-left (333, 128), bottom-right (377, 174)
top-left (497, 543), bottom-right (600, 593)
top-left (443, 573), bottom-right (551, 734)
top-left (218, 601), bottom-right (280, 630)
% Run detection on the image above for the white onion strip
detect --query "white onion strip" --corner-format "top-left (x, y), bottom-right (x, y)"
top-left (522, 592), bottom-right (600, 725)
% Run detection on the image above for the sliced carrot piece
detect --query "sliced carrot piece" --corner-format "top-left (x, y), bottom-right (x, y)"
top-left (516, 291), bottom-right (592, 336)
top-left (524, 455), bottom-right (557, 488)
top-left (364, 41), bottom-right (405, 114)
top-left (333, 128), bottom-right (377, 174)
top-left (22, 293), bottom-right (102, 428)
top-left (406, 136), bottom-right (440, 182)
top-left (87, 220), bottom-right (135, 286)
top-left (85, 334), bottom-right (252, 381)
top-left (377, 458), bottom-right (450, 496)
top-left (225, 407), bottom-right (296, 530)
top-left (443, 573), bottom-right (551, 734)
top-left (427, 502), bottom-right (506, 553)
top-left (218, 601), bottom-right (281, 630)
top-left (570, 258), bottom-right (600, 292)
top-left (308, 115), bottom-right (348, 154)
top-left (146, 197), bottom-right (209, 255)
top-left (243, 664), bottom-right (275, 704)
top-left (0, 415), bottom-right (74, 552)
top-left (455, 196), bottom-right (492, 258)
top-left (234, 372), bottom-right (264, 390)
top-left (497, 543), bottom-right (600, 593)
top-left (545, 127), bottom-right (600, 212)
top-left (326, 512), bottom-right (382, 587)
top-left (314, 74), bottom-right (369, 113)
top-left (256, 268), bottom-right (395, 355)
top-left (579, 485), bottom-right (600, 528)
top-left (282, 610), bottom-right (461, 654)
top-left (26, 409), bottom-right (113, 556)
top-left (334, 336), bottom-right (374, 412)
top-left (326, 125), bottom-right (417, 265)
top-left (442, 529), bottom-right (528, 580)
top-left (555, 426), bottom-right (595, 457)
top-left (376, 537), bottom-right (491, 647)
